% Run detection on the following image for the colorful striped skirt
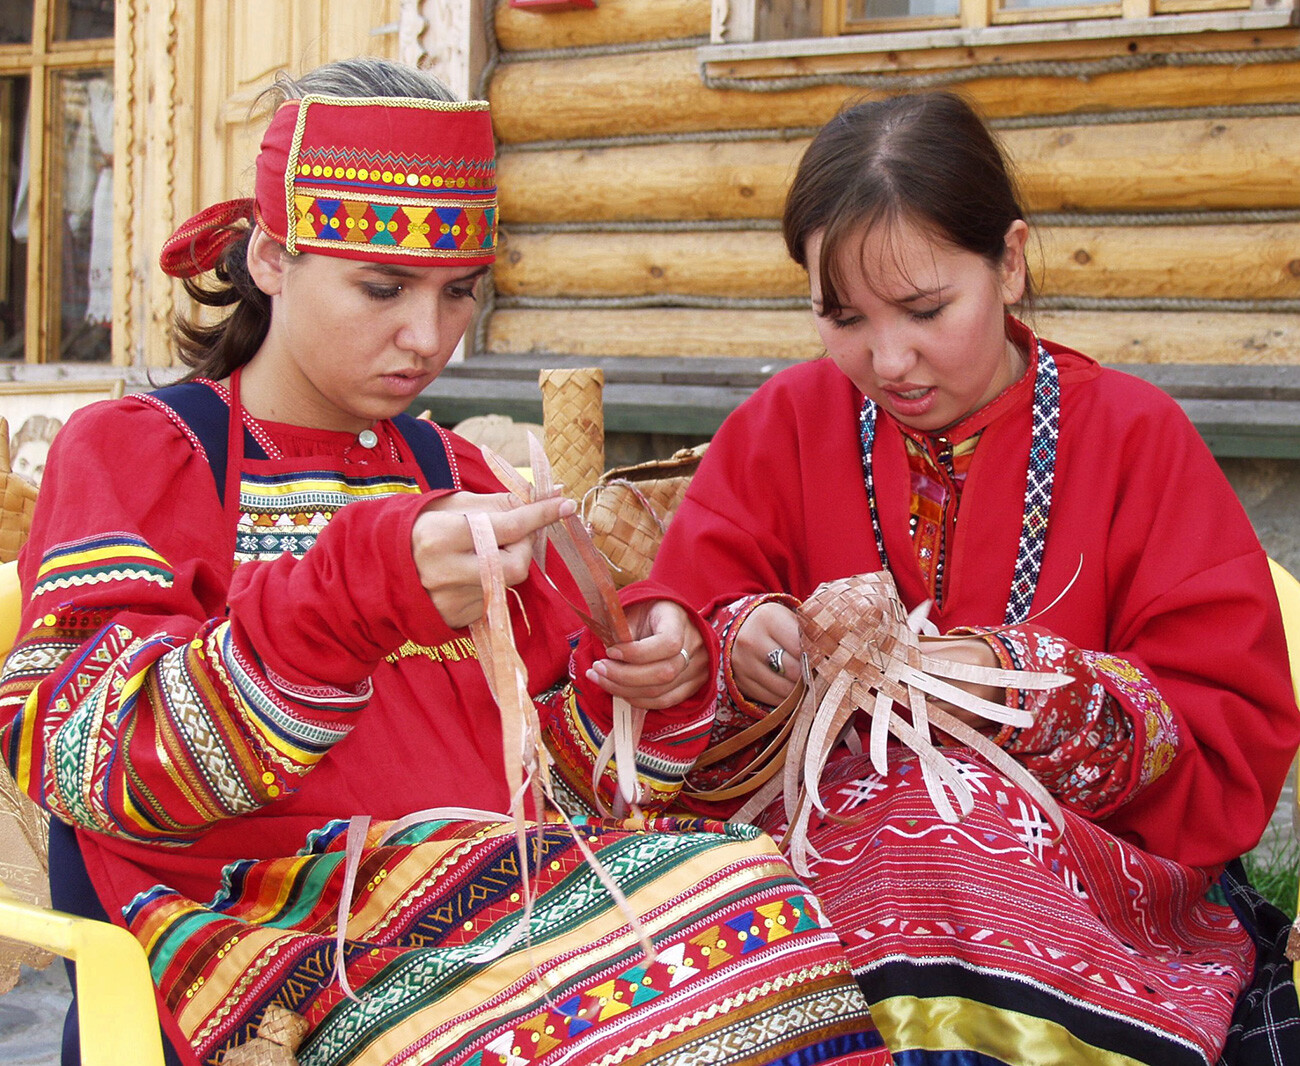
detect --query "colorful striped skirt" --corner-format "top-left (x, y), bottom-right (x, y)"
top-left (758, 750), bottom-right (1253, 1066)
top-left (126, 815), bottom-right (892, 1066)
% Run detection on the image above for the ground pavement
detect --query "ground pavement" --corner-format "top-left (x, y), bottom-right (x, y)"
top-left (0, 962), bottom-right (64, 1065)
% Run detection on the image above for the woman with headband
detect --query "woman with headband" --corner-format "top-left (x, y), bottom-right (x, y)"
top-left (0, 59), bottom-right (890, 1066)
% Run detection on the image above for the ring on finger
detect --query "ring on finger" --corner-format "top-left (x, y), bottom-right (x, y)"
top-left (679, 648), bottom-right (690, 666)
top-left (766, 647), bottom-right (785, 675)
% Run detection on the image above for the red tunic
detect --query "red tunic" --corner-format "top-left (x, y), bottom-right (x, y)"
top-left (654, 335), bottom-right (1298, 868)
top-left (0, 384), bottom-right (892, 1066)
top-left (651, 328), bottom-right (1300, 1064)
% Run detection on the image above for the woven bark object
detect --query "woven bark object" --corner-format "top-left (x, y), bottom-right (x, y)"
top-left (0, 419), bottom-right (38, 565)
top-left (727, 571), bottom-right (1071, 875)
top-left (582, 444), bottom-right (707, 587)
top-left (538, 368), bottom-right (604, 503)
top-left (219, 1004), bottom-right (308, 1065)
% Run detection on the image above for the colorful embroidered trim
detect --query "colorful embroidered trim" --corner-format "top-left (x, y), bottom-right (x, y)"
top-left (290, 193), bottom-right (494, 258)
top-left (275, 95), bottom-right (497, 264)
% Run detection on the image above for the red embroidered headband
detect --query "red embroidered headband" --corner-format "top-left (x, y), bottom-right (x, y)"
top-left (160, 94), bottom-right (497, 277)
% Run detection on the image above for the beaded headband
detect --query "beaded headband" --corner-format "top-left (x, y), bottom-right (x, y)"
top-left (160, 94), bottom-right (497, 277)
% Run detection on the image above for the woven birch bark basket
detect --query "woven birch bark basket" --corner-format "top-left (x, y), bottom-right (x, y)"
top-left (538, 367), bottom-right (604, 503)
top-left (0, 418), bottom-right (38, 565)
top-left (0, 416), bottom-right (52, 989)
top-left (582, 443), bottom-right (708, 587)
top-left (694, 571), bottom-right (1072, 875)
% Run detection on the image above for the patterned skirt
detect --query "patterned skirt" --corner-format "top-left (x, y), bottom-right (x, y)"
top-left (754, 750), bottom-right (1254, 1066)
top-left (125, 815), bottom-right (892, 1066)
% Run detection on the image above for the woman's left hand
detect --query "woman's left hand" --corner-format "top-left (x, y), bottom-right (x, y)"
top-left (585, 600), bottom-right (708, 710)
top-left (920, 635), bottom-right (1006, 731)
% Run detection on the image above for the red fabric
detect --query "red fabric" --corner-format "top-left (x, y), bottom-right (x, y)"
top-left (158, 199), bottom-right (255, 278)
top-left (254, 97), bottom-right (496, 265)
top-left (159, 96), bottom-right (498, 276)
top-left (652, 329), bottom-right (1300, 868)
top-left (6, 392), bottom-right (717, 916)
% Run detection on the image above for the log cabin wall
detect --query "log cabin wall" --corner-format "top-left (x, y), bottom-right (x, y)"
top-left (466, 0), bottom-right (1300, 463)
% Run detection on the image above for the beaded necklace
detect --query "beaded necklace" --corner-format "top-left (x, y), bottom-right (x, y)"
top-left (858, 341), bottom-right (1059, 624)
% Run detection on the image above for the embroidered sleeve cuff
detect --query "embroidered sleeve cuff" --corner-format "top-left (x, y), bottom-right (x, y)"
top-left (717, 593), bottom-right (802, 722)
top-left (969, 624), bottom-right (1158, 817)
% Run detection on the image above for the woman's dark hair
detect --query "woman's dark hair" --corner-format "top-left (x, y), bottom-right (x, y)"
top-left (171, 57), bottom-right (457, 381)
top-left (782, 91), bottom-right (1032, 317)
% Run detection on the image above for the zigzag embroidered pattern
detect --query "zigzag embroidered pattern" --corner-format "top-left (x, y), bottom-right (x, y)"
top-left (33, 533), bottom-right (174, 597)
top-left (235, 469), bottom-right (424, 565)
top-left (34, 569), bottom-right (173, 595)
top-left (296, 146), bottom-right (495, 190)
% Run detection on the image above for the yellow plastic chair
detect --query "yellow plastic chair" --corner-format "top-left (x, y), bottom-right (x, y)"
top-left (1268, 559), bottom-right (1300, 998)
top-left (0, 560), bottom-right (20, 655)
top-left (0, 889), bottom-right (165, 1066)
top-left (1270, 559), bottom-right (1300, 995)
top-left (1272, 559), bottom-right (1300, 704)
top-left (0, 560), bottom-right (166, 1066)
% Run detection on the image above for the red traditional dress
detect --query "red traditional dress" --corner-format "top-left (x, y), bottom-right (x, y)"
top-left (0, 380), bottom-right (891, 1066)
top-left (652, 320), bottom-right (1300, 1066)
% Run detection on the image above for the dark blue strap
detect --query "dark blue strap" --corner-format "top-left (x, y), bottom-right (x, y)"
top-left (148, 384), bottom-right (456, 494)
top-left (390, 412), bottom-right (457, 491)
top-left (147, 382), bottom-right (266, 506)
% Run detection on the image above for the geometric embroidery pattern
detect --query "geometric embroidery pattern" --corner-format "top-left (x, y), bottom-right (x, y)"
top-left (292, 194), bottom-right (495, 259)
top-left (234, 470), bottom-right (425, 565)
top-left (123, 818), bottom-right (884, 1066)
top-left (1006, 345), bottom-right (1059, 624)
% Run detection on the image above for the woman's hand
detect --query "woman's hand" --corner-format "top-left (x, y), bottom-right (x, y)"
top-left (410, 492), bottom-right (574, 629)
top-left (586, 600), bottom-right (708, 710)
top-left (733, 601), bottom-right (801, 707)
top-left (920, 635), bottom-right (1006, 732)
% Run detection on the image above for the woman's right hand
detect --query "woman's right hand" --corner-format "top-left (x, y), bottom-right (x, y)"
top-left (733, 601), bottom-right (802, 706)
top-left (410, 492), bottom-right (574, 629)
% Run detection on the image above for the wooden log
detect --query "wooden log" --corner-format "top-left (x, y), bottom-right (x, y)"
top-left (485, 306), bottom-right (1300, 364)
top-left (488, 48), bottom-right (1300, 144)
top-left (1033, 309), bottom-right (1300, 365)
top-left (498, 114), bottom-right (1300, 223)
top-left (498, 139), bottom-right (800, 223)
top-left (487, 308), bottom-right (822, 359)
top-left (1009, 115), bottom-right (1300, 213)
top-left (493, 0), bottom-right (710, 52)
top-left (494, 224), bottom-right (1300, 300)
top-left (1037, 223), bottom-right (1300, 299)
top-left (495, 230), bottom-right (804, 297)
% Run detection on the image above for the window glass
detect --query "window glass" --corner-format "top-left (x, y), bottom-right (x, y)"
top-left (49, 69), bottom-right (112, 361)
top-left (846, 0), bottom-right (961, 16)
top-left (0, 6), bottom-right (34, 46)
top-left (998, 0), bottom-right (1100, 10)
top-left (54, 0), bottom-right (114, 42)
top-left (0, 78), bottom-right (28, 361)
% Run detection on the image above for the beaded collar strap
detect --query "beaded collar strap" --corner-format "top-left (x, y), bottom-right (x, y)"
top-left (160, 95), bottom-right (497, 277)
top-left (858, 341), bottom-right (1060, 624)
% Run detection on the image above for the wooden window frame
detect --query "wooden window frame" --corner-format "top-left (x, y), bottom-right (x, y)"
top-left (832, 0), bottom-right (1253, 31)
top-left (707, 0), bottom-right (1296, 71)
top-left (0, 1), bottom-right (113, 365)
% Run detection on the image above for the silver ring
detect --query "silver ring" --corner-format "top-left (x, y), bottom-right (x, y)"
top-left (766, 647), bottom-right (785, 675)
top-left (679, 648), bottom-right (690, 665)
